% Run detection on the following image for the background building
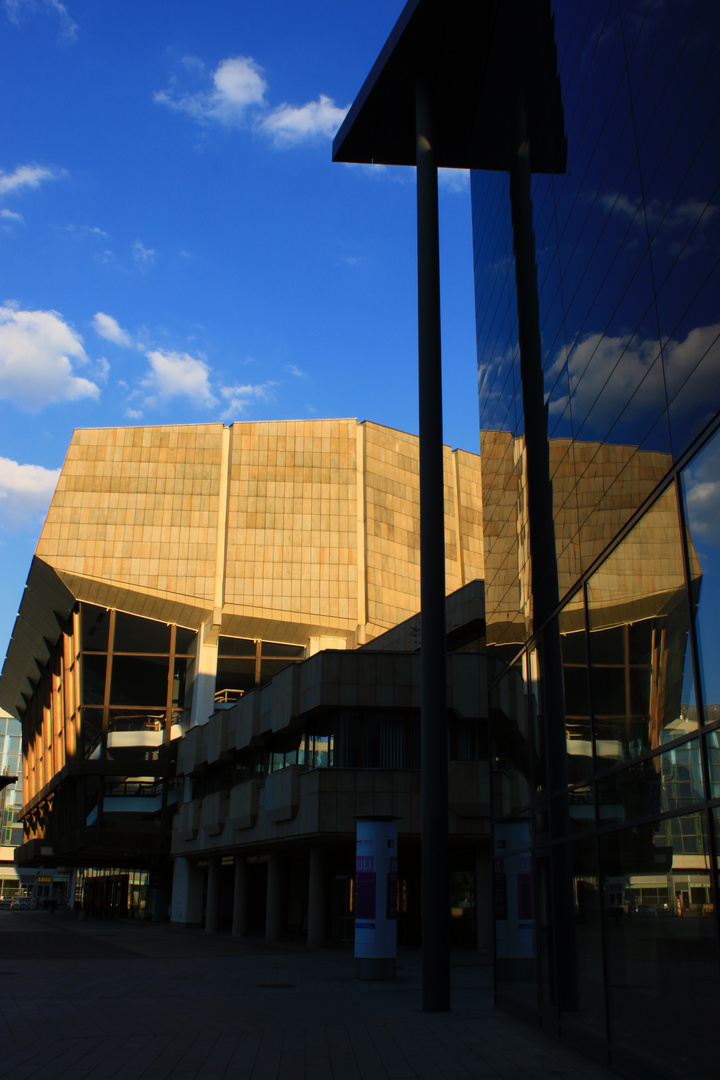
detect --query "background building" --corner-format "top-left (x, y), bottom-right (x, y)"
top-left (0, 707), bottom-right (33, 899)
top-left (472, 1), bottom-right (720, 1077)
top-left (0, 418), bottom-right (486, 920)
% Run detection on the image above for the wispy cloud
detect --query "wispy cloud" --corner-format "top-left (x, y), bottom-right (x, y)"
top-left (284, 364), bottom-right (306, 378)
top-left (132, 240), bottom-right (155, 265)
top-left (1, 208), bottom-right (23, 224)
top-left (438, 168), bottom-right (470, 194)
top-left (93, 312), bottom-right (132, 347)
top-left (219, 381), bottom-right (277, 419)
top-left (4, 0), bottom-right (77, 39)
top-left (0, 456), bottom-right (61, 530)
top-left (598, 190), bottom-right (718, 238)
top-left (0, 163), bottom-right (65, 198)
top-left (260, 95), bottom-right (348, 147)
top-left (60, 223), bottom-right (108, 238)
top-left (142, 349), bottom-right (217, 407)
top-left (0, 305), bottom-right (100, 411)
top-left (155, 54), bottom-right (348, 147)
top-left (547, 323), bottom-right (720, 434)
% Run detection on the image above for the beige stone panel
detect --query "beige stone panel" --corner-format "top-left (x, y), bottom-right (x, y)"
top-left (224, 419), bottom-right (359, 628)
top-left (37, 424), bottom-right (225, 610)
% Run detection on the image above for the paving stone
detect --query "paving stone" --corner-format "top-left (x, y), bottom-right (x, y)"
top-left (0, 911), bottom-right (615, 1080)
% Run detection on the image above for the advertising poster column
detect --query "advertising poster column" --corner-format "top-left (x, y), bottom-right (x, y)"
top-left (355, 817), bottom-right (398, 980)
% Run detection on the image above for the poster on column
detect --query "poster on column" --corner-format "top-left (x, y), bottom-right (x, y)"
top-left (355, 818), bottom-right (397, 979)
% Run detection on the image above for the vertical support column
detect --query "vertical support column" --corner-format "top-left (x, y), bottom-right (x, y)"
top-left (307, 846), bottom-right (328, 947)
top-left (232, 854), bottom-right (249, 937)
top-left (416, 79), bottom-right (450, 1013)
top-left (170, 857), bottom-right (204, 926)
top-left (188, 616), bottom-right (221, 728)
top-left (205, 856), bottom-right (221, 933)
top-left (266, 851), bottom-right (284, 942)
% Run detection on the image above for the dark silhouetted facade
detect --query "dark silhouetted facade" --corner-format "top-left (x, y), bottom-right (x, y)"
top-left (473, 2), bottom-right (720, 1076)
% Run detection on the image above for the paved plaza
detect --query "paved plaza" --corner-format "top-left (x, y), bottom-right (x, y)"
top-left (0, 910), bottom-right (615, 1080)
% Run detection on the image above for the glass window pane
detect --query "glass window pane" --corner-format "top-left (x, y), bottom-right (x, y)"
top-left (216, 658), bottom-right (256, 696)
top-left (113, 612), bottom-right (170, 654)
top-left (587, 487), bottom-right (692, 767)
top-left (218, 637), bottom-right (256, 658)
top-left (705, 728), bottom-right (720, 799)
top-left (81, 653), bottom-right (107, 705)
top-left (81, 708), bottom-right (103, 758)
top-left (597, 737), bottom-right (703, 827)
top-left (493, 824), bottom-right (536, 1012)
top-left (601, 813), bottom-right (718, 1075)
top-left (81, 604), bottom-right (109, 651)
top-left (561, 627), bottom-right (593, 786)
top-left (680, 429), bottom-right (720, 723)
top-left (490, 656), bottom-right (533, 816)
top-left (557, 836), bottom-right (606, 1051)
top-left (110, 655), bottom-right (169, 707)
top-left (175, 627), bottom-right (196, 655)
top-left (261, 642), bottom-right (305, 658)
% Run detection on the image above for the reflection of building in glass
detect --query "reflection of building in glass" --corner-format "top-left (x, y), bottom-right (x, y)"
top-left (473, 1), bottom-right (719, 1076)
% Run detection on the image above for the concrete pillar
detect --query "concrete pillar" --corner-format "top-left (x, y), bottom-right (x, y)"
top-left (265, 852), bottom-right (284, 942)
top-left (188, 616), bottom-right (220, 728)
top-left (307, 846), bottom-right (327, 947)
top-left (475, 846), bottom-right (492, 954)
top-left (205, 857), bottom-right (221, 933)
top-left (232, 855), bottom-right (249, 937)
top-left (170, 857), bottom-right (204, 926)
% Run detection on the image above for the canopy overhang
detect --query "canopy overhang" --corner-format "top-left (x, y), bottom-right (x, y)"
top-left (332, 0), bottom-right (566, 174)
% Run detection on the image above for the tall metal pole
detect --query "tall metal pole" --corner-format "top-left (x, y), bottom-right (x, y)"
top-left (416, 79), bottom-right (450, 1013)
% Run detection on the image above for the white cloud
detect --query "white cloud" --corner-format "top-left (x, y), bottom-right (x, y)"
top-left (1, 208), bottom-right (23, 223)
top-left (155, 55), bottom-right (348, 148)
top-left (0, 163), bottom-right (64, 197)
top-left (4, 0), bottom-right (77, 38)
top-left (92, 312), bottom-right (132, 347)
top-left (260, 95), bottom-right (348, 146)
top-left (0, 456), bottom-right (61, 529)
top-left (125, 407), bottom-right (143, 420)
top-left (220, 381), bottom-right (276, 419)
top-left (285, 364), bottom-right (306, 378)
top-left (685, 478), bottom-right (720, 540)
top-left (547, 323), bottom-right (720, 432)
top-left (683, 435), bottom-right (720, 547)
top-left (142, 349), bottom-right (217, 407)
top-left (0, 306), bottom-right (100, 411)
top-left (155, 56), bottom-right (267, 126)
top-left (132, 240), bottom-right (155, 265)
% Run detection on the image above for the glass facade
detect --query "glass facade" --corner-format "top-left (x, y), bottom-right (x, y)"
top-left (473, 1), bottom-right (720, 1075)
top-left (0, 712), bottom-right (24, 896)
top-left (19, 600), bottom-right (306, 878)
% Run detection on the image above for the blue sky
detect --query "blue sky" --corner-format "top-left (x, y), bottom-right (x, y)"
top-left (0, 0), bottom-right (479, 658)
